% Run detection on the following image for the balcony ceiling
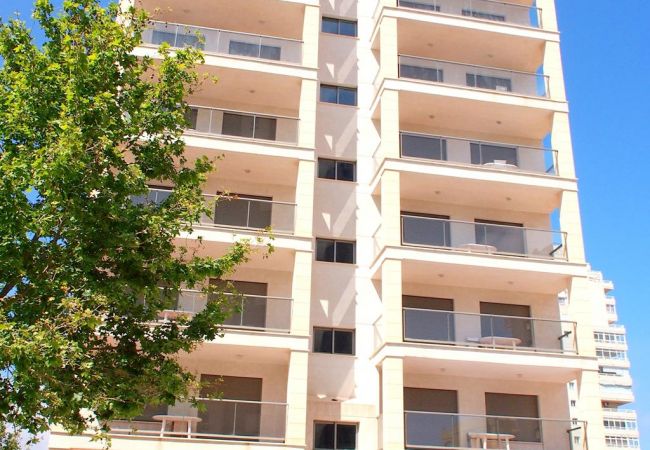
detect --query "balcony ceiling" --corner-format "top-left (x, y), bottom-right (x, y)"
top-left (397, 90), bottom-right (554, 140)
top-left (397, 19), bottom-right (546, 73)
top-left (140, 0), bottom-right (305, 40)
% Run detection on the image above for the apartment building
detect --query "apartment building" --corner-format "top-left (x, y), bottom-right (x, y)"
top-left (563, 270), bottom-right (640, 449)
top-left (48, 0), bottom-right (638, 449)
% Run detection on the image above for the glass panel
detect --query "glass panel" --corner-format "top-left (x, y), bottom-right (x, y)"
top-left (405, 413), bottom-right (458, 447)
top-left (318, 159), bottom-right (337, 179)
top-left (462, 9), bottom-right (506, 22)
top-left (133, 404), bottom-right (168, 422)
top-left (151, 30), bottom-right (176, 46)
top-left (214, 197), bottom-right (250, 227)
top-left (320, 85), bottom-right (339, 103)
top-left (234, 402), bottom-right (262, 436)
top-left (247, 198), bottom-right (272, 228)
top-left (185, 107), bottom-right (198, 130)
top-left (338, 87), bottom-right (357, 106)
top-left (253, 116), bottom-right (277, 141)
top-left (474, 221), bottom-right (526, 255)
top-left (485, 393), bottom-right (540, 442)
top-left (470, 143), bottom-right (518, 166)
top-left (335, 241), bottom-right (355, 264)
top-left (486, 416), bottom-right (541, 443)
top-left (402, 215), bottom-right (450, 247)
top-left (337, 161), bottom-right (356, 181)
top-left (316, 239), bottom-right (336, 262)
top-left (404, 309), bottom-right (454, 342)
top-left (222, 112), bottom-right (254, 138)
top-left (334, 330), bottom-right (354, 355)
top-left (260, 44), bottom-right (281, 61)
top-left (401, 134), bottom-right (447, 160)
top-left (467, 73), bottom-right (512, 92)
top-left (400, 64), bottom-right (443, 82)
top-left (314, 423), bottom-right (336, 449)
top-left (228, 40), bottom-right (260, 58)
top-left (399, 1), bottom-right (440, 11)
top-left (321, 17), bottom-right (339, 34)
top-left (338, 20), bottom-right (358, 37)
top-left (314, 328), bottom-right (334, 353)
top-left (336, 424), bottom-right (357, 449)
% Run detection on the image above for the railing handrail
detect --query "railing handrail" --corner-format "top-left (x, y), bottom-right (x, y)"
top-left (398, 0), bottom-right (542, 14)
top-left (165, 288), bottom-right (293, 302)
top-left (399, 54), bottom-right (546, 78)
top-left (148, 19), bottom-right (304, 44)
top-left (195, 397), bottom-right (288, 407)
top-left (404, 410), bottom-right (584, 425)
top-left (402, 306), bottom-right (576, 325)
top-left (399, 130), bottom-right (556, 155)
top-left (400, 213), bottom-right (565, 236)
top-left (188, 104), bottom-right (300, 121)
top-left (144, 188), bottom-right (298, 207)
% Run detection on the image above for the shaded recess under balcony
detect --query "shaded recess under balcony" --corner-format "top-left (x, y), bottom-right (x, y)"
top-left (395, 0), bottom-right (542, 28)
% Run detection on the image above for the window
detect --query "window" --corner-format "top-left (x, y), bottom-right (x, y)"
top-left (570, 400), bottom-right (577, 407)
top-left (466, 73), bottom-right (512, 92)
top-left (605, 436), bottom-right (640, 448)
top-left (402, 296), bottom-right (455, 343)
top-left (320, 84), bottom-right (357, 106)
top-left (313, 328), bottom-right (355, 355)
top-left (399, 1), bottom-right (441, 12)
top-left (132, 186), bottom-right (172, 205)
top-left (470, 142), bottom-right (518, 166)
top-left (596, 348), bottom-right (627, 360)
top-left (185, 107), bottom-right (199, 129)
top-left (604, 419), bottom-right (637, 430)
top-left (404, 388), bottom-right (459, 447)
top-left (316, 238), bottom-right (356, 264)
top-left (606, 304), bottom-right (616, 314)
top-left (318, 158), bottom-right (356, 182)
top-left (461, 9), bottom-right (506, 22)
top-left (399, 63), bottom-right (444, 83)
top-left (480, 302), bottom-right (532, 347)
top-left (321, 17), bottom-right (358, 37)
top-left (314, 422), bottom-right (357, 450)
top-left (594, 331), bottom-right (626, 344)
top-left (485, 393), bottom-right (540, 442)
top-left (400, 133), bottom-right (448, 160)
top-left (222, 112), bottom-right (277, 141)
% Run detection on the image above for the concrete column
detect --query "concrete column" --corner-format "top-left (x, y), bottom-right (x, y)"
top-left (552, 112), bottom-right (575, 179)
top-left (560, 190), bottom-right (586, 264)
top-left (536, 0), bottom-right (559, 32)
top-left (381, 259), bottom-right (403, 343)
top-left (285, 350), bottom-right (309, 446)
top-left (578, 370), bottom-right (607, 449)
top-left (302, 5), bottom-right (320, 69)
top-left (543, 41), bottom-right (566, 101)
top-left (291, 250), bottom-right (312, 336)
top-left (566, 277), bottom-right (597, 357)
top-left (381, 170), bottom-right (401, 247)
top-left (299, 79), bottom-right (318, 149)
top-left (380, 17), bottom-right (399, 80)
top-left (380, 90), bottom-right (401, 159)
top-left (294, 159), bottom-right (315, 237)
top-left (381, 357), bottom-right (405, 450)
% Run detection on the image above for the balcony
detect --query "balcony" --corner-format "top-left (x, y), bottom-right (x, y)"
top-left (403, 308), bottom-right (577, 354)
top-left (404, 412), bottom-right (585, 449)
top-left (401, 214), bottom-right (567, 260)
top-left (158, 289), bottom-right (292, 333)
top-left (109, 398), bottom-right (287, 442)
top-left (142, 21), bottom-right (303, 65)
top-left (396, 0), bottom-right (542, 28)
top-left (399, 131), bottom-right (557, 175)
top-left (399, 55), bottom-right (549, 98)
top-left (186, 105), bottom-right (300, 146)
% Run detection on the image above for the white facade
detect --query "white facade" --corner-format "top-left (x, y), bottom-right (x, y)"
top-left (48, 1), bottom-right (639, 450)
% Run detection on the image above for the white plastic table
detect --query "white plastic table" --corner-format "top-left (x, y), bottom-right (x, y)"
top-left (468, 431), bottom-right (515, 449)
top-left (153, 415), bottom-right (202, 438)
top-left (479, 336), bottom-right (522, 349)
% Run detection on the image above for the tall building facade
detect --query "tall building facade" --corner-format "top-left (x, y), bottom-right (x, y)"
top-left (48, 0), bottom-right (639, 449)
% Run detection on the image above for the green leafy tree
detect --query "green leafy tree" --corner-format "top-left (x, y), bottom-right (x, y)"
top-left (0, 0), bottom-right (256, 443)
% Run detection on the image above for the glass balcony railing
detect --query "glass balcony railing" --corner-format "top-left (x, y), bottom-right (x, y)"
top-left (401, 214), bottom-right (567, 260)
top-left (109, 398), bottom-right (287, 442)
top-left (403, 308), bottom-right (577, 353)
top-left (133, 189), bottom-right (297, 234)
top-left (399, 55), bottom-right (550, 98)
top-left (400, 131), bottom-right (557, 175)
top-left (186, 105), bottom-right (300, 145)
top-left (397, 0), bottom-right (542, 28)
top-left (156, 289), bottom-right (292, 333)
top-left (142, 21), bottom-right (303, 64)
top-left (404, 412), bottom-right (586, 450)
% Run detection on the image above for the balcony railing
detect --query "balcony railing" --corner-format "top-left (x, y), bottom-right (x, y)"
top-left (404, 411), bottom-right (586, 449)
top-left (158, 289), bottom-right (292, 333)
top-left (134, 189), bottom-right (297, 234)
top-left (396, 0), bottom-right (542, 28)
top-left (401, 214), bottom-right (567, 260)
top-left (403, 308), bottom-right (577, 354)
top-left (399, 55), bottom-right (550, 98)
top-left (400, 131), bottom-right (557, 175)
top-left (186, 105), bottom-right (300, 145)
top-left (142, 20), bottom-right (303, 64)
top-left (109, 398), bottom-right (287, 442)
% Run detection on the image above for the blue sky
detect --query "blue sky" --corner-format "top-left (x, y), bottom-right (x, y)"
top-left (1, 0), bottom-right (648, 445)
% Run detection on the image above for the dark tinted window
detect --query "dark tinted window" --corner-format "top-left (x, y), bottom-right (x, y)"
top-left (313, 328), bottom-right (355, 355)
top-left (316, 239), bottom-right (355, 264)
top-left (320, 84), bottom-right (357, 106)
top-left (401, 133), bottom-right (447, 160)
top-left (321, 17), bottom-right (358, 37)
top-left (185, 107), bottom-right (198, 129)
top-left (338, 87), bottom-right (357, 106)
top-left (315, 423), bottom-right (357, 449)
top-left (318, 159), bottom-right (356, 181)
